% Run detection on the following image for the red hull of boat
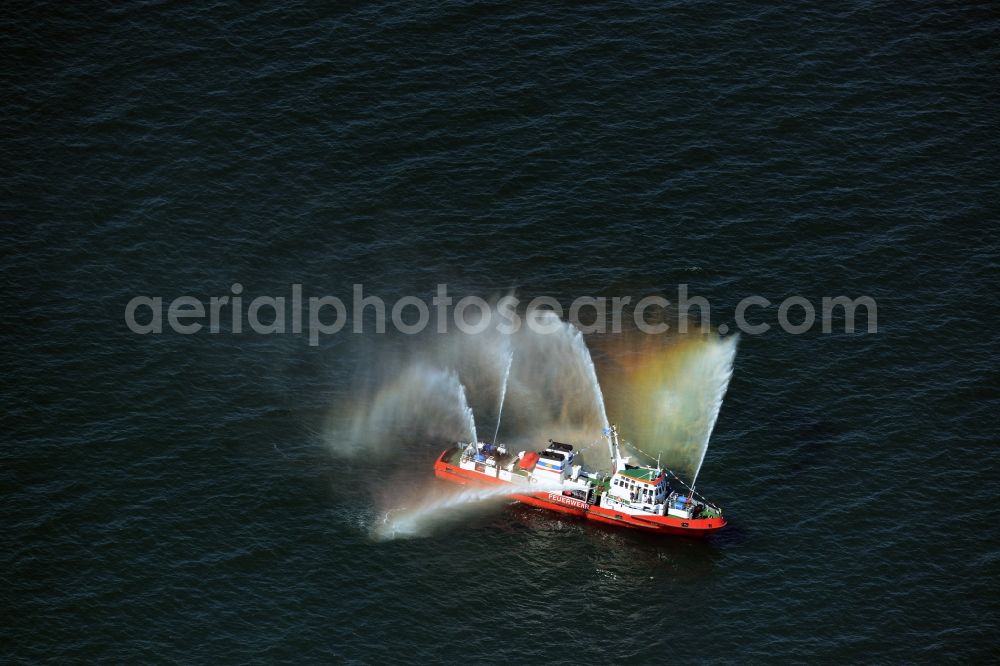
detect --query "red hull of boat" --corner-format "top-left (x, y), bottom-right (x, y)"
top-left (433, 449), bottom-right (726, 537)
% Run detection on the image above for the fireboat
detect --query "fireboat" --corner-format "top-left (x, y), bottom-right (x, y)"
top-left (433, 424), bottom-right (726, 536)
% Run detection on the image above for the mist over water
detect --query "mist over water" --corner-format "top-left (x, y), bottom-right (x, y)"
top-left (7, 0), bottom-right (993, 658)
top-left (328, 303), bottom-right (619, 535)
top-left (502, 311), bottom-right (610, 455)
top-left (602, 333), bottom-right (739, 485)
top-left (330, 304), bottom-right (611, 463)
top-left (340, 364), bottom-right (478, 456)
top-left (331, 305), bottom-right (739, 534)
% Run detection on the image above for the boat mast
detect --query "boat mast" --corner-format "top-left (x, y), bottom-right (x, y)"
top-left (605, 424), bottom-right (624, 472)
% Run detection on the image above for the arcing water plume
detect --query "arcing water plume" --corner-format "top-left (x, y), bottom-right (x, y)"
top-left (426, 317), bottom-right (512, 426)
top-left (687, 337), bottom-right (738, 487)
top-left (457, 381), bottom-right (478, 446)
top-left (500, 310), bottom-right (610, 457)
top-left (372, 480), bottom-right (563, 540)
top-left (337, 364), bottom-right (478, 456)
top-left (600, 331), bottom-right (738, 486)
top-left (492, 349), bottom-right (513, 444)
top-left (573, 324), bottom-right (610, 433)
top-left (329, 300), bottom-right (610, 462)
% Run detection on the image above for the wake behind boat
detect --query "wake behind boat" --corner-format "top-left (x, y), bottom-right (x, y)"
top-left (434, 425), bottom-right (726, 536)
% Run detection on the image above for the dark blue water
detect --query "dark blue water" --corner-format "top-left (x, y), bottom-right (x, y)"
top-left (4, 1), bottom-right (998, 663)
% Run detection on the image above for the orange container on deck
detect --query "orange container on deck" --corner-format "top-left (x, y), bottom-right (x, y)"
top-left (518, 451), bottom-right (539, 470)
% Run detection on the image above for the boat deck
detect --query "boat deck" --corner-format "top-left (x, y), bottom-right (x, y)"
top-left (441, 445), bottom-right (612, 494)
top-left (435, 446), bottom-right (726, 536)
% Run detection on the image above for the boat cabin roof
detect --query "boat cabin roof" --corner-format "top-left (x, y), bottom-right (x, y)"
top-left (539, 450), bottom-right (568, 462)
top-left (617, 467), bottom-right (664, 485)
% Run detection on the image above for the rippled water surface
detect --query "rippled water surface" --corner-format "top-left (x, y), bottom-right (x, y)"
top-left (4, 1), bottom-right (998, 663)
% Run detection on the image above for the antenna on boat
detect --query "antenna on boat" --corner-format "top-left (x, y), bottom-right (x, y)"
top-left (605, 424), bottom-right (624, 472)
